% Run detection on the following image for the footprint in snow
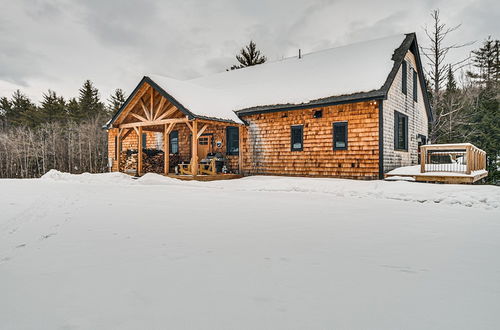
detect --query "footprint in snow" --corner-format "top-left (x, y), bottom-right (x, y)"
top-left (41, 233), bottom-right (57, 240)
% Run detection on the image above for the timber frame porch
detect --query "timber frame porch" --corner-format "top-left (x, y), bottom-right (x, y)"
top-left (107, 80), bottom-right (244, 178)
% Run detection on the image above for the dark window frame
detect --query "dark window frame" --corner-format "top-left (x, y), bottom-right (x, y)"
top-left (290, 125), bottom-right (304, 151)
top-left (226, 126), bottom-right (239, 156)
top-left (333, 121), bottom-right (348, 150)
top-left (402, 61), bottom-right (407, 95)
top-left (413, 69), bottom-right (418, 102)
top-left (169, 130), bottom-right (179, 154)
top-left (141, 133), bottom-right (147, 149)
top-left (394, 111), bottom-right (409, 151)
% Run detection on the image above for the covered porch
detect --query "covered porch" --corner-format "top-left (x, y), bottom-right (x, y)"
top-left (107, 80), bottom-right (244, 180)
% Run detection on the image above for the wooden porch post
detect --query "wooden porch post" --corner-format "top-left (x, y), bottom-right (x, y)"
top-left (116, 129), bottom-right (121, 172)
top-left (238, 125), bottom-right (243, 175)
top-left (191, 120), bottom-right (198, 176)
top-left (164, 124), bottom-right (169, 175)
top-left (420, 146), bottom-right (426, 173)
top-left (138, 126), bottom-right (143, 176)
top-left (466, 144), bottom-right (472, 175)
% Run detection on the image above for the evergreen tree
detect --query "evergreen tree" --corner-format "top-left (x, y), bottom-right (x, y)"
top-left (229, 41), bottom-right (267, 70)
top-left (76, 80), bottom-right (105, 121)
top-left (107, 88), bottom-right (127, 114)
top-left (468, 37), bottom-right (500, 183)
top-left (40, 90), bottom-right (67, 123)
top-left (0, 97), bottom-right (11, 128)
top-left (5, 90), bottom-right (39, 127)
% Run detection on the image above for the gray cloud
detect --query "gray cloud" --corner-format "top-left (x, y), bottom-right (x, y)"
top-left (0, 0), bottom-right (498, 103)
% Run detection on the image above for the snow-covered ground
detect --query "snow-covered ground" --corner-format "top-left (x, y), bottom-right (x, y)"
top-left (1, 171), bottom-right (499, 329)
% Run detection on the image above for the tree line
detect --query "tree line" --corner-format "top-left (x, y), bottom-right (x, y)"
top-left (0, 81), bottom-right (126, 178)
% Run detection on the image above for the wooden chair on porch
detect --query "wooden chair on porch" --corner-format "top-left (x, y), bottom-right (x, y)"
top-left (178, 158), bottom-right (216, 176)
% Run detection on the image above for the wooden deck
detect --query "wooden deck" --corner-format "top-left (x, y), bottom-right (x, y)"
top-left (386, 143), bottom-right (488, 184)
top-left (385, 170), bottom-right (488, 184)
top-left (166, 173), bottom-right (243, 181)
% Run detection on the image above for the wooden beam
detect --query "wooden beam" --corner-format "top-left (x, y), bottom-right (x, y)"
top-left (116, 131), bottom-right (121, 172)
top-left (133, 127), bottom-right (139, 135)
top-left (164, 124), bottom-right (170, 175)
top-left (185, 121), bottom-right (194, 132)
top-left (191, 120), bottom-right (198, 176)
top-left (121, 128), bottom-right (133, 140)
top-left (118, 117), bottom-right (189, 129)
top-left (156, 105), bottom-right (177, 121)
top-left (196, 124), bottom-right (208, 139)
top-left (114, 84), bottom-right (149, 124)
top-left (153, 97), bottom-right (167, 120)
top-left (150, 88), bottom-right (154, 120)
top-left (420, 146), bottom-right (426, 173)
top-left (166, 122), bottom-right (176, 135)
top-left (138, 126), bottom-right (143, 176)
top-left (130, 113), bottom-right (149, 122)
top-left (238, 126), bottom-right (243, 175)
top-left (140, 99), bottom-right (152, 121)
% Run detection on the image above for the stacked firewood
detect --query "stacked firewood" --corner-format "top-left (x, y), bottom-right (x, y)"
top-left (120, 151), bottom-right (137, 172)
top-left (143, 153), bottom-right (164, 173)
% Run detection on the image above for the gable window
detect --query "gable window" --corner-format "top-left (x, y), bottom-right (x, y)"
top-left (291, 125), bottom-right (303, 151)
top-left (169, 130), bottom-right (179, 154)
top-left (226, 126), bottom-right (239, 155)
top-left (142, 133), bottom-right (147, 149)
top-left (333, 122), bottom-right (348, 150)
top-left (394, 111), bottom-right (408, 151)
top-left (402, 60), bottom-right (407, 95)
top-left (413, 69), bottom-right (418, 102)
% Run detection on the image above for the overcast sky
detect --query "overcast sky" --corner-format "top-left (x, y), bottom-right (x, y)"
top-left (0, 0), bottom-right (498, 104)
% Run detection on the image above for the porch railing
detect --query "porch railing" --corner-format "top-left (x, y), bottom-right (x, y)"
top-left (420, 143), bottom-right (486, 175)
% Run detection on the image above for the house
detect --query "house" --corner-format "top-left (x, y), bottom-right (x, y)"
top-left (105, 32), bottom-right (432, 180)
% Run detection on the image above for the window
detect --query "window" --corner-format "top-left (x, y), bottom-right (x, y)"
top-left (169, 130), bottom-right (179, 154)
top-left (291, 125), bottom-right (303, 151)
top-left (313, 110), bottom-right (323, 118)
top-left (142, 133), bottom-right (147, 149)
top-left (226, 126), bottom-right (239, 155)
top-left (394, 111), bottom-right (408, 151)
top-left (402, 61), bottom-right (407, 95)
top-left (413, 69), bottom-right (418, 102)
top-left (333, 122), bottom-right (348, 150)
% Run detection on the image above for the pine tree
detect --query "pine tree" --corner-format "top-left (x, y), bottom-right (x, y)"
top-left (229, 41), bottom-right (267, 70)
top-left (4, 90), bottom-right (39, 127)
top-left (107, 88), bottom-right (127, 114)
top-left (40, 90), bottom-right (67, 123)
top-left (467, 37), bottom-right (500, 183)
top-left (76, 80), bottom-right (105, 121)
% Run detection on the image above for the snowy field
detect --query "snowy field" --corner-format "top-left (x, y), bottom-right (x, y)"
top-left (1, 171), bottom-right (499, 330)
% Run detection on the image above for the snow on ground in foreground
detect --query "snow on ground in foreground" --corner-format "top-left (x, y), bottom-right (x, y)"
top-left (1, 171), bottom-right (500, 330)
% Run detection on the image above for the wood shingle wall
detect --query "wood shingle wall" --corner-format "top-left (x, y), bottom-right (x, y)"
top-left (239, 101), bottom-right (380, 179)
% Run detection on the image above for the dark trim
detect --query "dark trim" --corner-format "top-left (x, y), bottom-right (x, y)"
top-left (333, 121), bottom-right (348, 150)
top-left (169, 130), bottom-right (179, 154)
top-left (226, 126), bottom-right (239, 155)
top-left (401, 60), bottom-right (408, 95)
top-left (290, 125), bottom-right (304, 151)
top-left (394, 110), bottom-right (409, 152)
top-left (236, 94), bottom-right (384, 117)
top-left (409, 35), bottom-right (433, 121)
top-left (378, 101), bottom-right (384, 179)
top-left (412, 69), bottom-right (418, 102)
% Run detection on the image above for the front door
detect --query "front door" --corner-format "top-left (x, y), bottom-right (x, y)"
top-left (198, 135), bottom-right (212, 160)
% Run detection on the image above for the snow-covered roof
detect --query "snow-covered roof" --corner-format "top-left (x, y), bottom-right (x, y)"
top-left (111, 33), bottom-right (418, 126)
